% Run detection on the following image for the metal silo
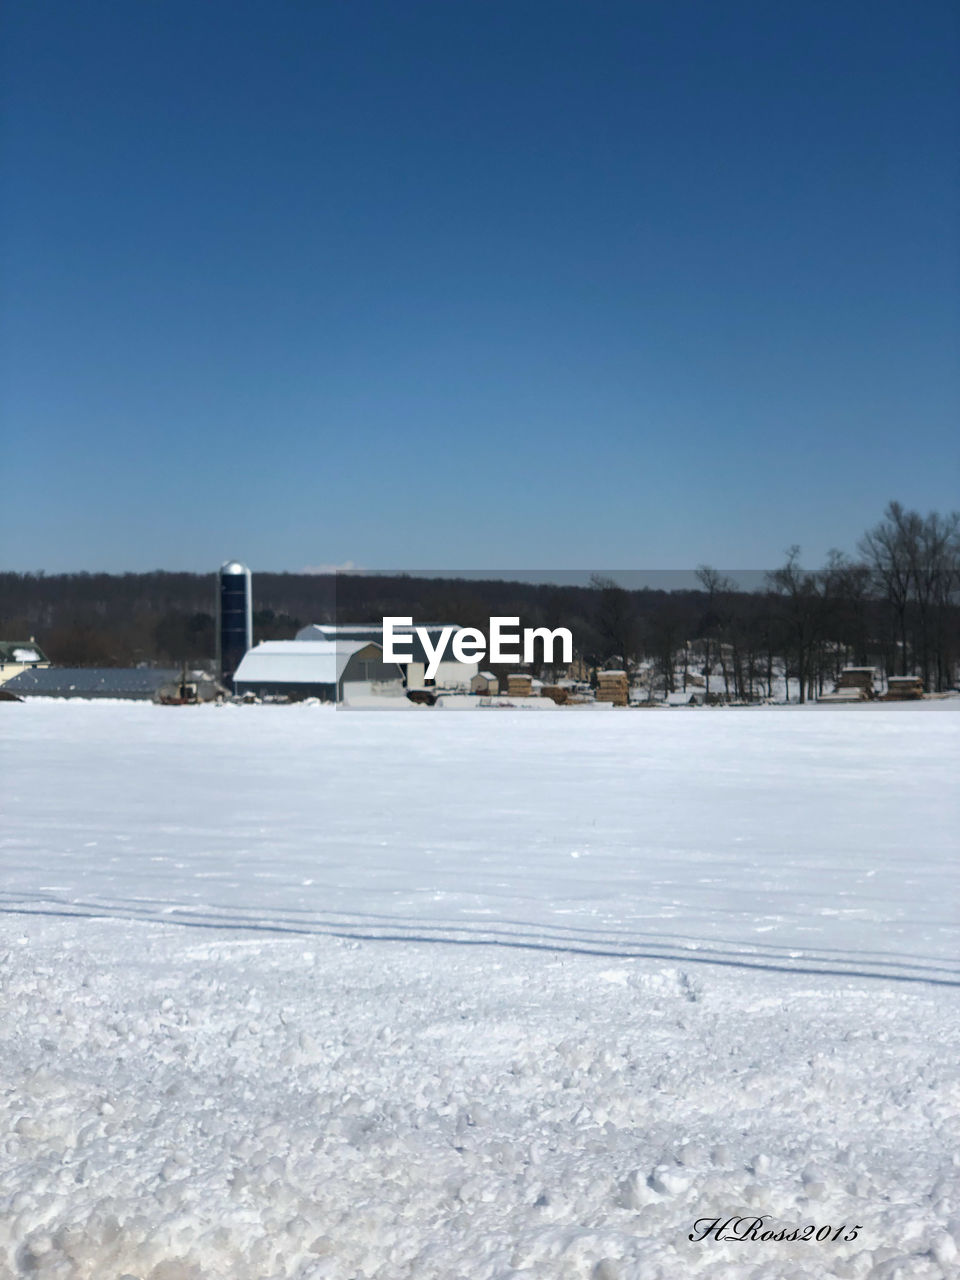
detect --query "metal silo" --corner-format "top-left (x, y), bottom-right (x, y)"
top-left (217, 561), bottom-right (252, 688)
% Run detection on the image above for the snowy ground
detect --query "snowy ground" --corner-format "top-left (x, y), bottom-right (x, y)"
top-left (0, 700), bottom-right (958, 1280)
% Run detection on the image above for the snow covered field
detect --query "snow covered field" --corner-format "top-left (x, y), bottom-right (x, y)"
top-left (1, 700), bottom-right (958, 1280)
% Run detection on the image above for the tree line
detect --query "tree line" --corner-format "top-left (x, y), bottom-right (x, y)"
top-left (1, 502), bottom-right (957, 697)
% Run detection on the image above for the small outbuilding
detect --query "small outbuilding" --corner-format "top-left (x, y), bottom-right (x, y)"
top-left (471, 671), bottom-right (499, 696)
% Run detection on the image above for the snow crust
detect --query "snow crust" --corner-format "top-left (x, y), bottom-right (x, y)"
top-left (0, 700), bottom-right (958, 1279)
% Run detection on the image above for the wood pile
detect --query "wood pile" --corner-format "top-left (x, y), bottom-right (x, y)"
top-left (539, 685), bottom-right (568, 705)
top-left (882, 676), bottom-right (924, 701)
top-left (835, 667), bottom-right (877, 697)
top-left (507, 673), bottom-right (533, 697)
top-left (596, 670), bottom-right (628, 706)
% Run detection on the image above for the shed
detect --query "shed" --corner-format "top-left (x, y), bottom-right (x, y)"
top-left (471, 671), bottom-right (499, 695)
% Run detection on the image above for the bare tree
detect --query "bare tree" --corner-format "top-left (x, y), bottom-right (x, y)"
top-left (859, 501), bottom-right (917, 676)
top-left (909, 510), bottom-right (960, 690)
top-left (590, 576), bottom-right (640, 682)
top-left (695, 566), bottom-right (736, 700)
top-left (767, 548), bottom-right (821, 703)
top-left (931, 518), bottom-right (960, 691)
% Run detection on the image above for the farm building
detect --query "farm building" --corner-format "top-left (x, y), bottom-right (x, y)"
top-left (296, 623), bottom-right (478, 691)
top-left (3, 667), bottom-right (179, 700)
top-left (471, 671), bottom-right (499, 695)
top-left (232, 640), bottom-right (403, 702)
top-left (0, 640), bottom-right (50, 686)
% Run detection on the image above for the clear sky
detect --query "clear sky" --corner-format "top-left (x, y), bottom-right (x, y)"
top-left (2, 0), bottom-right (957, 573)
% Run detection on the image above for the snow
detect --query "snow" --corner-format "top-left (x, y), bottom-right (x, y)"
top-left (10, 648), bottom-right (40, 663)
top-left (1, 700), bottom-right (958, 1280)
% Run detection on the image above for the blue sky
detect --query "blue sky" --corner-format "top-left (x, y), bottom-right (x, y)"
top-left (2, 0), bottom-right (957, 572)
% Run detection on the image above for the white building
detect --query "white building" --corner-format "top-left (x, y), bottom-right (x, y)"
top-left (295, 624), bottom-right (478, 691)
top-left (232, 640), bottom-right (404, 702)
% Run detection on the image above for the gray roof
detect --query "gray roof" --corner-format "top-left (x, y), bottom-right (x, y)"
top-left (4, 667), bottom-right (179, 698)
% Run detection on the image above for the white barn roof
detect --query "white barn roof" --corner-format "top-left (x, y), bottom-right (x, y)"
top-left (233, 640), bottom-right (372, 686)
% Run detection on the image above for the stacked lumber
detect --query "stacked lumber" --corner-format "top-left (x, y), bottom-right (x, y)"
top-left (596, 670), bottom-right (628, 706)
top-left (835, 667), bottom-right (876, 697)
top-left (507, 673), bottom-right (533, 697)
top-left (882, 676), bottom-right (924, 701)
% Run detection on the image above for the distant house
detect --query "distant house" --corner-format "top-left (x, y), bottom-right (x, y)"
top-left (3, 666), bottom-right (178, 700)
top-left (232, 640), bottom-right (404, 702)
top-left (471, 671), bottom-right (499, 695)
top-left (0, 640), bottom-right (50, 687)
top-left (296, 623), bottom-right (478, 691)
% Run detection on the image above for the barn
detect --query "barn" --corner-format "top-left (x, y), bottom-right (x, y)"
top-left (295, 623), bottom-right (478, 691)
top-left (232, 640), bottom-right (403, 702)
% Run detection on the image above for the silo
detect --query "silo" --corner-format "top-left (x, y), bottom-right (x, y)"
top-left (217, 561), bottom-right (253, 687)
